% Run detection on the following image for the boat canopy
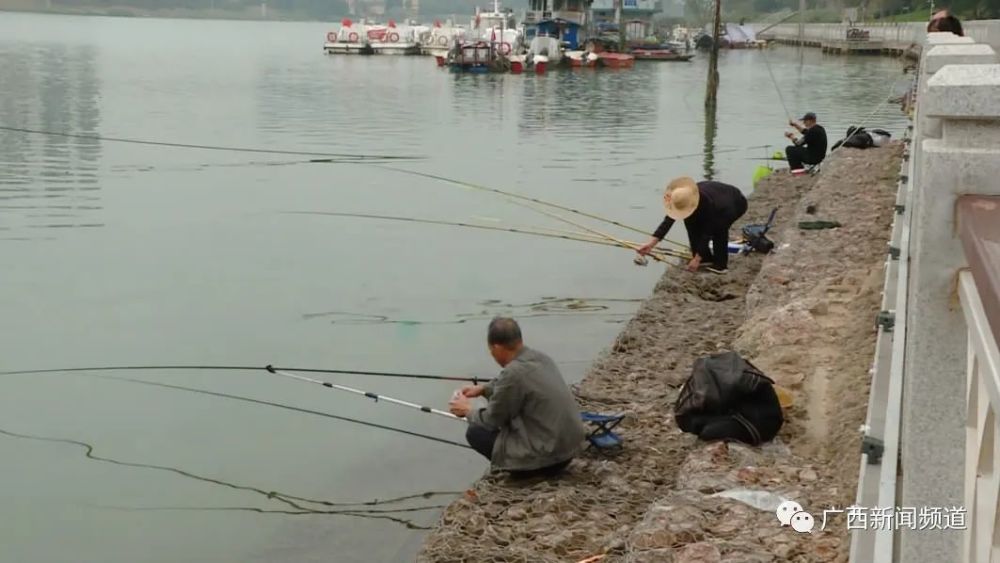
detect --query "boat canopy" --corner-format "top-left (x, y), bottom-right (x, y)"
top-left (532, 18), bottom-right (582, 49)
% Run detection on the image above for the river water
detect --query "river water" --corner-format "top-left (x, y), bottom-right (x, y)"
top-left (0, 12), bottom-right (910, 563)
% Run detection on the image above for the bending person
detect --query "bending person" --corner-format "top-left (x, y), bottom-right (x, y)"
top-left (637, 176), bottom-right (748, 274)
top-left (448, 317), bottom-right (586, 478)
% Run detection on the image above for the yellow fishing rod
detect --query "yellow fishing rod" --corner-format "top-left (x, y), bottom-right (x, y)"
top-left (373, 165), bottom-right (690, 252)
top-left (506, 200), bottom-right (691, 264)
top-left (285, 211), bottom-right (687, 261)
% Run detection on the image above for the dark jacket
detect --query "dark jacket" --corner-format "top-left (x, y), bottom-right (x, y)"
top-left (653, 181), bottom-right (748, 260)
top-left (797, 124), bottom-right (827, 163)
top-left (467, 347), bottom-right (586, 471)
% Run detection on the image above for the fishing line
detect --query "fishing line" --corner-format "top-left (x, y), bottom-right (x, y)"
top-left (0, 125), bottom-right (424, 162)
top-left (851, 75), bottom-right (909, 132)
top-left (610, 144), bottom-right (777, 166)
top-left (94, 374), bottom-right (472, 449)
top-left (0, 364), bottom-right (489, 383)
top-left (0, 424), bottom-right (457, 526)
top-left (92, 505), bottom-right (437, 529)
top-left (285, 211), bottom-right (685, 260)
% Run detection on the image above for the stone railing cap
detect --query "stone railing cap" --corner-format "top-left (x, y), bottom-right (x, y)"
top-left (925, 64), bottom-right (1000, 118)
top-left (926, 44), bottom-right (999, 74)
top-left (926, 32), bottom-right (976, 45)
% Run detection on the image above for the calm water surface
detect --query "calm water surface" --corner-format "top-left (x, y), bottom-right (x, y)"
top-left (0, 12), bottom-right (909, 563)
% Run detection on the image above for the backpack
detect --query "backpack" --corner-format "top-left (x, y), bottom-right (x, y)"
top-left (832, 125), bottom-right (874, 150)
top-left (740, 207), bottom-right (777, 254)
top-left (674, 351), bottom-right (784, 445)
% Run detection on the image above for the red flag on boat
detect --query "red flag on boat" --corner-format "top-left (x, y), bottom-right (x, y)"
top-left (434, 19), bottom-right (441, 27)
top-left (341, 17), bottom-right (352, 27)
top-left (388, 19), bottom-right (396, 28)
top-left (491, 29), bottom-right (496, 41)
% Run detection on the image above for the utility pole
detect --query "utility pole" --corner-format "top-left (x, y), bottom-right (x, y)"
top-left (706, 0), bottom-right (721, 101)
top-left (616, 0), bottom-right (625, 51)
top-left (798, 0), bottom-right (805, 45)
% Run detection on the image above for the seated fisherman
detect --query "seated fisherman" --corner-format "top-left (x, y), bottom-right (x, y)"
top-left (784, 112), bottom-right (827, 171)
top-left (448, 317), bottom-right (586, 477)
top-left (636, 176), bottom-right (748, 275)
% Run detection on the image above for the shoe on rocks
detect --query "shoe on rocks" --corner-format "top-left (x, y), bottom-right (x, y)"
top-left (706, 266), bottom-right (728, 275)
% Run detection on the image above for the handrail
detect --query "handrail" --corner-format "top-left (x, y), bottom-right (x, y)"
top-left (957, 270), bottom-right (1000, 563)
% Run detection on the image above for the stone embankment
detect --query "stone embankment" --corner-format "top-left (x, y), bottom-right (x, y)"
top-left (419, 144), bottom-right (904, 563)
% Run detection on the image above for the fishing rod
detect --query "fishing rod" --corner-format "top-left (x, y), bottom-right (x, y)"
top-left (510, 200), bottom-right (690, 265)
top-left (285, 210), bottom-right (684, 261)
top-left (0, 364), bottom-right (490, 383)
top-left (265, 366), bottom-right (462, 421)
top-left (372, 165), bottom-right (689, 251)
top-left (613, 144), bottom-right (776, 165)
top-left (0, 125), bottom-right (424, 162)
top-left (759, 46), bottom-right (793, 121)
top-left (99, 374), bottom-right (472, 449)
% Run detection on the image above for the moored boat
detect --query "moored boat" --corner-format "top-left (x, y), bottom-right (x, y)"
top-left (421, 20), bottom-right (467, 55)
top-left (564, 50), bottom-right (599, 68)
top-left (508, 35), bottom-right (562, 74)
top-left (630, 45), bottom-right (694, 61)
top-left (572, 38), bottom-right (634, 69)
top-left (446, 40), bottom-right (511, 73)
top-left (369, 20), bottom-right (422, 55)
top-left (323, 18), bottom-right (421, 55)
top-left (324, 19), bottom-right (375, 55)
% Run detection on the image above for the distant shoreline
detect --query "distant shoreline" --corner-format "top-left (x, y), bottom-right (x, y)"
top-left (0, 5), bottom-right (465, 23)
top-left (0, 4), bottom-right (332, 23)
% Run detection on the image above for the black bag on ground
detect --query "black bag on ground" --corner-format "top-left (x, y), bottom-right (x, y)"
top-left (832, 125), bottom-right (876, 150)
top-left (740, 207), bottom-right (777, 254)
top-left (674, 351), bottom-right (784, 446)
top-left (742, 225), bottom-right (775, 254)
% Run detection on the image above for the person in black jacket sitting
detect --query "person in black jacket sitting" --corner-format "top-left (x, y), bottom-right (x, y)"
top-left (636, 177), bottom-right (748, 274)
top-left (784, 112), bottom-right (827, 171)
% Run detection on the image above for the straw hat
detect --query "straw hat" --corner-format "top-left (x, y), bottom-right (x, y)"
top-left (663, 177), bottom-right (700, 220)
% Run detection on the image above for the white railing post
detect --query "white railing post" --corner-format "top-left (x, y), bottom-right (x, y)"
top-left (958, 271), bottom-right (1000, 563)
top-left (902, 60), bottom-right (1000, 563)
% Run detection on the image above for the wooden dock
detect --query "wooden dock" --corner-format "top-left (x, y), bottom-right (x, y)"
top-left (766, 36), bottom-right (911, 56)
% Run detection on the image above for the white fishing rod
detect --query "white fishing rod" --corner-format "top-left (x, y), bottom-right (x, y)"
top-left (264, 366), bottom-right (463, 421)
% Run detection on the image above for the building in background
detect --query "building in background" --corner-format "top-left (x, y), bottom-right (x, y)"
top-left (589, 0), bottom-right (660, 41)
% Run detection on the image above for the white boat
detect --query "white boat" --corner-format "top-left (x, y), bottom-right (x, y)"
top-left (323, 18), bottom-right (421, 55)
top-left (509, 35), bottom-right (561, 73)
top-left (324, 18), bottom-right (375, 55)
top-left (469, 0), bottom-right (524, 55)
top-left (421, 20), bottom-right (467, 55)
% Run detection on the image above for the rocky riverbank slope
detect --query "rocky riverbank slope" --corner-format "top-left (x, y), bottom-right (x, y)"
top-left (419, 143), bottom-right (903, 563)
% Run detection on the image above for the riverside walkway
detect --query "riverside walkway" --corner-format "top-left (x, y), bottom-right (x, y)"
top-left (757, 20), bottom-right (1000, 54)
top-left (847, 28), bottom-right (1000, 563)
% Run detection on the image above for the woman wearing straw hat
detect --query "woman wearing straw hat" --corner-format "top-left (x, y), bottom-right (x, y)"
top-left (636, 177), bottom-right (748, 274)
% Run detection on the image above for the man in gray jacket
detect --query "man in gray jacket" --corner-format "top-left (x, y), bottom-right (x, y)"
top-left (448, 317), bottom-right (586, 477)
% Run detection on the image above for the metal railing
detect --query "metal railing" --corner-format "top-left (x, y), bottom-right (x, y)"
top-left (755, 20), bottom-right (1000, 51)
top-left (849, 129), bottom-right (913, 563)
